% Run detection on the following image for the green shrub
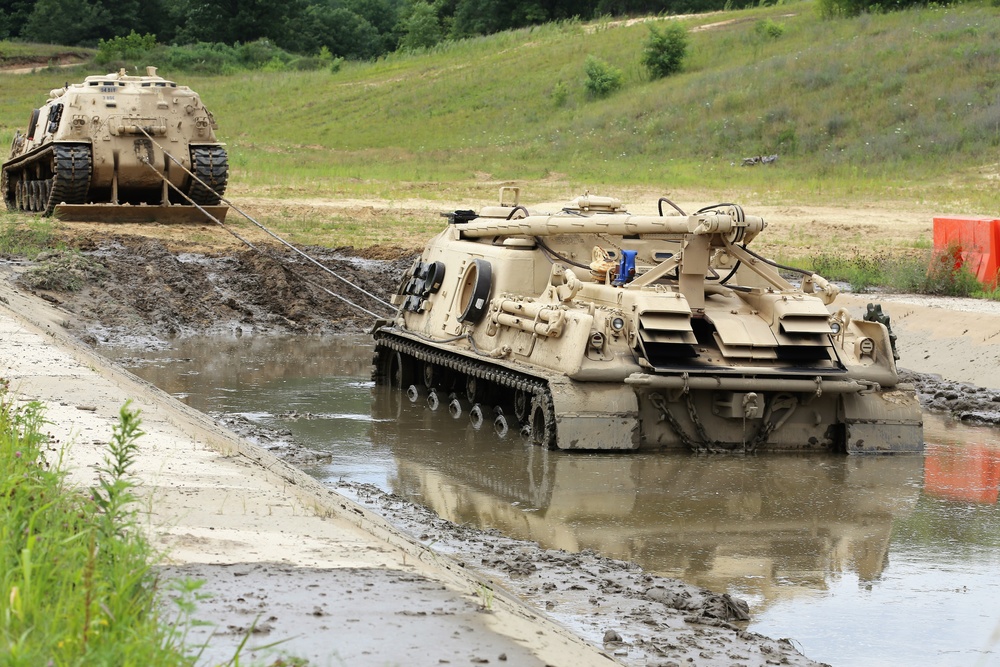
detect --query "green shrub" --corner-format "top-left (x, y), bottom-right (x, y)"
top-left (641, 22), bottom-right (688, 80)
top-left (583, 54), bottom-right (623, 98)
top-left (809, 247), bottom-right (984, 296)
top-left (754, 18), bottom-right (785, 41)
top-left (551, 80), bottom-right (569, 107)
top-left (95, 31), bottom-right (157, 66)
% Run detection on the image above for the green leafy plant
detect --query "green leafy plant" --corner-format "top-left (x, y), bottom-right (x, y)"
top-left (1, 390), bottom-right (197, 665)
top-left (95, 31), bottom-right (157, 66)
top-left (583, 55), bottom-right (623, 98)
top-left (550, 80), bottom-right (569, 107)
top-left (641, 22), bottom-right (688, 79)
top-left (754, 18), bottom-right (785, 41)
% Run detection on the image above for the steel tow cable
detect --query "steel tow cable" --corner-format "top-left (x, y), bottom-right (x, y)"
top-left (135, 127), bottom-right (395, 319)
top-left (135, 152), bottom-right (391, 320)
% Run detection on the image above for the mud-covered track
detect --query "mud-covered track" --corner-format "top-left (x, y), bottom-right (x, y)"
top-left (188, 145), bottom-right (229, 205)
top-left (2, 143), bottom-right (92, 215)
top-left (373, 329), bottom-right (558, 447)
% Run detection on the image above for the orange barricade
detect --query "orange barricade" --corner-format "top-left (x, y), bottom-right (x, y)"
top-left (924, 443), bottom-right (1000, 504)
top-left (933, 216), bottom-right (1000, 287)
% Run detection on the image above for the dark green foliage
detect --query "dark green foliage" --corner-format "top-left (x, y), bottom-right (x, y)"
top-left (641, 22), bottom-right (688, 80)
top-left (584, 54), bottom-right (624, 97)
top-left (398, 1), bottom-right (443, 50)
top-left (4, 0), bottom-right (761, 55)
top-left (295, 4), bottom-right (383, 59)
top-left (818, 0), bottom-right (931, 17)
top-left (176, 0), bottom-right (302, 46)
top-left (95, 30), bottom-right (157, 66)
top-left (20, 0), bottom-right (164, 46)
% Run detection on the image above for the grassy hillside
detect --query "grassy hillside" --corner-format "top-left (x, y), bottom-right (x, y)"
top-left (2, 1), bottom-right (998, 214)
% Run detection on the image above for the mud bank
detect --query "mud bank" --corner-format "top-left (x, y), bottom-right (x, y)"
top-left (8, 234), bottom-right (411, 344)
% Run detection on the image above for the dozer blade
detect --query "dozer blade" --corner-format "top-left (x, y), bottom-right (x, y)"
top-left (54, 204), bottom-right (229, 224)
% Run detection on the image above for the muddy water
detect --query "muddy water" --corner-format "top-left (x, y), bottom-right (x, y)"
top-left (110, 335), bottom-right (1000, 667)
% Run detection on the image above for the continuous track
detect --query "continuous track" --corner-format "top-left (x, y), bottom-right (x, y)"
top-left (2, 143), bottom-right (92, 215)
top-left (2, 143), bottom-right (228, 215)
top-left (373, 329), bottom-right (558, 447)
top-left (188, 145), bottom-right (229, 205)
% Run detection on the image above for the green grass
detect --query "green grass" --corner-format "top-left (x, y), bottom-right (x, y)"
top-left (808, 246), bottom-right (995, 297)
top-left (3, 3), bottom-right (1000, 213)
top-left (0, 391), bottom-right (301, 666)
top-left (0, 216), bottom-right (62, 258)
top-left (1, 3), bottom-right (999, 253)
top-left (0, 393), bottom-right (203, 666)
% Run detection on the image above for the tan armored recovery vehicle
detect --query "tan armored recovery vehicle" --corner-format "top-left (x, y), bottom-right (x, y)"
top-left (372, 188), bottom-right (923, 454)
top-left (2, 66), bottom-right (228, 222)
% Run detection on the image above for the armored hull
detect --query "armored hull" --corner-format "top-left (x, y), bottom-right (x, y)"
top-left (2, 67), bottom-right (228, 222)
top-left (372, 188), bottom-right (923, 454)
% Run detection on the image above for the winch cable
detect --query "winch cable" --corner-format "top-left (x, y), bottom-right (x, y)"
top-left (136, 128), bottom-right (395, 319)
top-left (136, 155), bottom-right (391, 320)
top-left (136, 130), bottom-right (394, 310)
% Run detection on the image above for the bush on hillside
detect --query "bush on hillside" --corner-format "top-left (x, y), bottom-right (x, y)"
top-left (817, 0), bottom-right (930, 17)
top-left (641, 22), bottom-right (688, 79)
top-left (95, 31), bottom-right (157, 66)
top-left (131, 39), bottom-right (330, 75)
top-left (584, 55), bottom-right (624, 97)
top-left (754, 18), bottom-right (785, 40)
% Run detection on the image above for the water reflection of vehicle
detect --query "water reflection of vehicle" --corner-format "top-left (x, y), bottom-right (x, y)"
top-left (372, 385), bottom-right (923, 607)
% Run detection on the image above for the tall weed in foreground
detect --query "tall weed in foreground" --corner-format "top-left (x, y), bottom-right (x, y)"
top-left (0, 394), bottom-right (197, 666)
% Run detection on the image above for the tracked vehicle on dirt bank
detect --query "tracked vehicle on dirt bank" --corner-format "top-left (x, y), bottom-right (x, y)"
top-left (372, 188), bottom-right (923, 453)
top-left (2, 67), bottom-right (228, 222)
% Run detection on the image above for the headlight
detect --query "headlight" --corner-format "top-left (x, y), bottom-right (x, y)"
top-left (611, 316), bottom-right (626, 332)
top-left (830, 321), bottom-right (841, 335)
top-left (857, 337), bottom-right (876, 358)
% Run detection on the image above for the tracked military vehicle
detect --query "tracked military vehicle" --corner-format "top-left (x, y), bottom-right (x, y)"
top-left (372, 188), bottom-right (923, 454)
top-left (2, 67), bottom-right (228, 222)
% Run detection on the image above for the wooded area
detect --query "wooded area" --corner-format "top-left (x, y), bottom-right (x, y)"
top-left (0, 0), bottom-right (752, 59)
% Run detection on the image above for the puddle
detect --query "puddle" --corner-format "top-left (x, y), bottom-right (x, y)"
top-left (108, 335), bottom-right (1000, 667)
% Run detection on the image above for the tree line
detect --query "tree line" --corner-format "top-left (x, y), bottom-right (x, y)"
top-left (0, 0), bottom-right (754, 60)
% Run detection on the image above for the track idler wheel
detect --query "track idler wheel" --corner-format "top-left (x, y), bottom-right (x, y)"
top-left (386, 350), bottom-right (414, 390)
top-left (529, 394), bottom-right (556, 449)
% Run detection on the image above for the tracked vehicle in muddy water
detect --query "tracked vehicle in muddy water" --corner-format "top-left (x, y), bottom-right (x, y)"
top-left (2, 67), bottom-right (228, 222)
top-left (372, 188), bottom-right (923, 453)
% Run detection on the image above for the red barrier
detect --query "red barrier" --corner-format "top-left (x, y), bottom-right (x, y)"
top-left (933, 216), bottom-right (1000, 287)
top-left (924, 443), bottom-right (1000, 504)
